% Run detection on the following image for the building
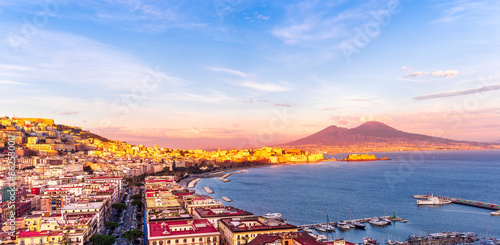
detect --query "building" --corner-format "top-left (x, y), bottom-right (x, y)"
top-left (16, 230), bottom-right (65, 245)
top-left (193, 207), bottom-right (253, 229)
top-left (218, 217), bottom-right (298, 245)
top-left (247, 232), bottom-right (325, 245)
top-left (61, 202), bottom-right (105, 233)
top-left (183, 195), bottom-right (223, 215)
top-left (147, 219), bottom-right (220, 245)
top-left (40, 189), bottom-right (70, 211)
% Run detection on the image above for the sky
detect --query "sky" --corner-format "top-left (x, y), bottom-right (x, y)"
top-left (1, 0), bottom-right (500, 149)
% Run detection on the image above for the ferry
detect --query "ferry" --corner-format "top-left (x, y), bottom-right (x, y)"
top-left (263, 213), bottom-right (283, 220)
top-left (417, 196), bottom-right (452, 205)
top-left (491, 210), bottom-right (500, 216)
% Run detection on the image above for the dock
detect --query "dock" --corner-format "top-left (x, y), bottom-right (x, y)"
top-left (414, 195), bottom-right (500, 210)
top-left (218, 171), bottom-right (245, 182)
top-left (203, 187), bottom-right (214, 194)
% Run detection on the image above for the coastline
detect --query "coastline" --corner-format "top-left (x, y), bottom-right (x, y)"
top-left (179, 160), bottom-right (328, 188)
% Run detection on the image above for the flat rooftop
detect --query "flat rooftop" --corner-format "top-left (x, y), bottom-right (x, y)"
top-left (148, 219), bottom-right (219, 239)
top-left (195, 206), bottom-right (253, 218)
top-left (220, 217), bottom-right (297, 233)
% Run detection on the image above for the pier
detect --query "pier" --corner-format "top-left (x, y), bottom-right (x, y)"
top-left (414, 195), bottom-right (500, 210)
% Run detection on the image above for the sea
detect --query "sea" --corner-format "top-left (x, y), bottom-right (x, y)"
top-left (194, 150), bottom-right (500, 244)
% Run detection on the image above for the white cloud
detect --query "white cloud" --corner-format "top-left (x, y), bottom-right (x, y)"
top-left (431, 70), bottom-right (459, 78)
top-left (403, 68), bottom-right (459, 80)
top-left (0, 29), bottom-right (181, 91)
top-left (0, 80), bottom-right (25, 85)
top-left (239, 81), bottom-right (290, 92)
top-left (208, 67), bottom-right (248, 78)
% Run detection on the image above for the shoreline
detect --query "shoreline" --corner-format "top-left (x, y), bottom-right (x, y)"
top-left (180, 160), bottom-right (327, 188)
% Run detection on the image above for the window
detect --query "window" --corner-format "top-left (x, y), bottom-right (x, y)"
top-left (199, 238), bottom-right (202, 242)
top-left (175, 240), bottom-right (178, 244)
top-left (183, 239), bottom-right (187, 243)
top-left (153, 242), bottom-right (157, 245)
top-left (167, 240), bottom-right (170, 244)
top-left (285, 241), bottom-right (289, 245)
top-left (159, 241), bottom-right (163, 245)
top-left (207, 238), bottom-right (210, 242)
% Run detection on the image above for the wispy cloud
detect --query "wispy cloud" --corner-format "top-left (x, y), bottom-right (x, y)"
top-left (414, 84), bottom-right (500, 100)
top-left (320, 107), bottom-right (341, 111)
top-left (59, 111), bottom-right (79, 116)
top-left (208, 67), bottom-right (247, 78)
top-left (274, 103), bottom-right (295, 107)
top-left (239, 81), bottom-right (290, 92)
top-left (403, 67), bottom-right (459, 79)
top-left (0, 80), bottom-right (25, 85)
top-left (431, 0), bottom-right (491, 24)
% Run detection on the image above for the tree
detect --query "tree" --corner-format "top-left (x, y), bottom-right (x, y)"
top-left (130, 194), bottom-right (142, 200)
top-left (131, 200), bottom-right (142, 207)
top-left (104, 221), bottom-right (119, 230)
top-left (120, 229), bottom-right (143, 245)
top-left (112, 202), bottom-right (127, 211)
top-left (89, 234), bottom-right (116, 245)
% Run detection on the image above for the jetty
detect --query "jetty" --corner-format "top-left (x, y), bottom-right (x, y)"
top-left (203, 187), bottom-right (214, 194)
top-left (413, 195), bottom-right (500, 210)
top-left (218, 171), bottom-right (245, 182)
top-left (221, 196), bottom-right (232, 202)
top-left (187, 178), bottom-right (201, 188)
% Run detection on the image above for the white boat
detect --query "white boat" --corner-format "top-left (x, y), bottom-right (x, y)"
top-left (315, 226), bottom-right (326, 232)
top-left (417, 196), bottom-right (452, 205)
top-left (491, 210), bottom-right (500, 216)
top-left (337, 223), bottom-right (350, 230)
top-left (320, 224), bottom-right (336, 231)
top-left (263, 213), bottom-right (283, 220)
top-left (317, 235), bottom-right (329, 242)
top-left (369, 218), bottom-right (387, 226)
top-left (303, 227), bottom-right (313, 233)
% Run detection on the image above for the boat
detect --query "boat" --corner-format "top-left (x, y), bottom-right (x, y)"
top-left (337, 222), bottom-right (350, 230)
top-left (317, 235), bottom-right (329, 242)
top-left (417, 196), bottom-right (452, 205)
top-left (381, 218), bottom-right (392, 225)
top-left (353, 222), bottom-right (366, 229)
top-left (303, 227), bottom-right (313, 233)
top-left (401, 220), bottom-right (410, 223)
top-left (491, 210), bottom-right (500, 216)
top-left (263, 213), bottom-right (283, 220)
top-left (369, 218), bottom-right (388, 226)
top-left (315, 226), bottom-right (326, 232)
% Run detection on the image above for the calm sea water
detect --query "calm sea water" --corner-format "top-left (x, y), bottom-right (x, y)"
top-left (194, 150), bottom-right (500, 243)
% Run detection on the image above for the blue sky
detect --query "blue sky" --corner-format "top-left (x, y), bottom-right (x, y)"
top-left (1, 0), bottom-right (500, 149)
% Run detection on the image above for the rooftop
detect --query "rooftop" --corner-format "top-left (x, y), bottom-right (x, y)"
top-left (220, 217), bottom-right (297, 233)
top-left (17, 231), bottom-right (64, 238)
top-left (148, 219), bottom-right (219, 238)
top-left (248, 232), bottom-right (325, 245)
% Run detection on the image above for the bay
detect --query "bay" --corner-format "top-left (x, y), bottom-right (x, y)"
top-left (194, 150), bottom-right (500, 243)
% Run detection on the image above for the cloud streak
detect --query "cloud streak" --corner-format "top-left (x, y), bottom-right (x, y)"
top-left (414, 84), bottom-right (500, 100)
top-left (209, 67), bottom-right (247, 78)
top-left (403, 68), bottom-right (459, 79)
top-left (239, 81), bottom-right (290, 92)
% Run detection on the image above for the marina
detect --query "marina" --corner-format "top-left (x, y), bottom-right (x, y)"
top-left (414, 195), bottom-right (500, 210)
top-left (299, 216), bottom-right (408, 232)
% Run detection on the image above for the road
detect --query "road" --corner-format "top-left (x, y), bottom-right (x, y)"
top-left (108, 186), bottom-right (140, 245)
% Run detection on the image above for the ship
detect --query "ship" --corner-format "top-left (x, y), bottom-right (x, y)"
top-left (491, 210), bottom-right (500, 216)
top-left (344, 154), bottom-right (389, 161)
top-left (417, 195), bottom-right (452, 205)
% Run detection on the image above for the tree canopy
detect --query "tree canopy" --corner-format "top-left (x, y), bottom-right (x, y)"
top-left (112, 202), bottom-right (127, 211)
top-left (130, 194), bottom-right (142, 200)
top-left (89, 234), bottom-right (116, 245)
top-left (121, 229), bottom-right (143, 245)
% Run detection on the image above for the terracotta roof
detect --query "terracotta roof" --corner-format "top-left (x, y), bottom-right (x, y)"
top-left (17, 231), bottom-right (63, 238)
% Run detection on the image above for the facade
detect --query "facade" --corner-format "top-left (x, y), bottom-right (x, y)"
top-left (148, 219), bottom-right (220, 245)
top-left (218, 217), bottom-right (298, 245)
top-left (183, 195), bottom-right (223, 215)
top-left (40, 190), bottom-right (70, 211)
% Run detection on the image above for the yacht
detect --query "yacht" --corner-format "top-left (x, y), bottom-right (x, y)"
top-left (491, 210), bottom-right (500, 216)
top-left (315, 226), bottom-right (326, 232)
top-left (417, 196), bottom-right (452, 205)
top-left (353, 222), bottom-right (366, 229)
top-left (337, 222), bottom-right (350, 230)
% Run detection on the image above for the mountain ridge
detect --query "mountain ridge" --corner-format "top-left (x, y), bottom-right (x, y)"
top-left (281, 121), bottom-right (494, 151)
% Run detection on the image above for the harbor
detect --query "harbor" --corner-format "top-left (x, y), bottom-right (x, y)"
top-left (299, 215), bottom-right (409, 232)
top-left (413, 195), bottom-right (500, 210)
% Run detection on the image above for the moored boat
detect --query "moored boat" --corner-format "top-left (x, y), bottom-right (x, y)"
top-left (417, 196), bottom-right (452, 205)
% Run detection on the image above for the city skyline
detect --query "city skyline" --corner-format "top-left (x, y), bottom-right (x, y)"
top-left (1, 0), bottom-right (500, 148)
